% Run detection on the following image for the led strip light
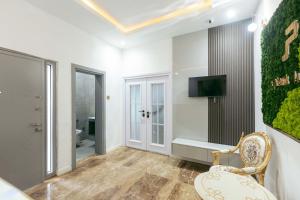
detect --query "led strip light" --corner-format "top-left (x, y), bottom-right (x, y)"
top-left (80, 0), bottom-right (212, 33)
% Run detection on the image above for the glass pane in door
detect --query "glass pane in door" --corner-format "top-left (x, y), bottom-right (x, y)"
top-left (46, 63), bottom-right (54, 175)
top-left (130, 85), bottom-right (141, 141)
top-left (151, 83), bottom-right (164, 145)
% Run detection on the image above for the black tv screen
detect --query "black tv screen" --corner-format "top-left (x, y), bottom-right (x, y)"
top-left (189, 75), bottom-right (226, 97)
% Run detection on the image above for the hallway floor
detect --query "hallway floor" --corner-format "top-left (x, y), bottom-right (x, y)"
top-left (76, 139), bottom-right (95, 161)
top-left (26, 147), bottom-right (209, 200)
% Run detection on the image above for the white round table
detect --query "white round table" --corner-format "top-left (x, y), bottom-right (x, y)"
top-left (194, 171), bottom-right (277, 200)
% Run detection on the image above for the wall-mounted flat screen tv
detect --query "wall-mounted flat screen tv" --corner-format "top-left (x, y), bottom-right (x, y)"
top-left (189, 75), bottom-right (226, 97)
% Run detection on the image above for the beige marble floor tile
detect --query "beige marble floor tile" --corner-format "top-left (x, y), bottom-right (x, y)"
top-left (26, 147), bottom-right (208, 200)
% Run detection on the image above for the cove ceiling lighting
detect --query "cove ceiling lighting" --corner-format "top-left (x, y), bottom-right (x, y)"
top-left (80, 0), bottom-right (212, 33)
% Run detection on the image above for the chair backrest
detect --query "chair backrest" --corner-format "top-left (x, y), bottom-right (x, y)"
top-left (239, 132), bottom-right (272, 168)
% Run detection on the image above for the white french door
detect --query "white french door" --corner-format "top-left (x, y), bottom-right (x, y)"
top-left (125, 76), bottom-right (169, 155)
top-left (125, 79), bottom-right (147, 150)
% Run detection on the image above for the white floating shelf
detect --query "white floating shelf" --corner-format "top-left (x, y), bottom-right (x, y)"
top-left (172, 138), bottom-right (236, 151)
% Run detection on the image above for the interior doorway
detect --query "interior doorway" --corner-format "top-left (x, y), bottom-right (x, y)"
top-left (125, 75), bottom-right (171, 155)
top-left (72, 64), bottom-right (105, 169)
top-left (75, 72), bottom-right (96, 161)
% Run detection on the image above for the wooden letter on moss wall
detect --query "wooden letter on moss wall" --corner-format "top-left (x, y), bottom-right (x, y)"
top-left (282, 20), bottom-right (299, 62)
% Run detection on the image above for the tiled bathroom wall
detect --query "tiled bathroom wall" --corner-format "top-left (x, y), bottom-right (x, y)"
top-left (76, 72), bottom-right (95, 139)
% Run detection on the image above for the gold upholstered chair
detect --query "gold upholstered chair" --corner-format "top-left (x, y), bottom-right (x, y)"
top-left (209, 132), bottom-right (272, 186)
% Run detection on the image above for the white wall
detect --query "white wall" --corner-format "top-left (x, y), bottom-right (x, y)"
top-left (0, 0), bottom-right (123, 174)
top-left (173, 30), bottom-right (208, 141)
top-left (254, 0), bottom-right (300, 199)
top-left (265, 127), bottom-right (300, 200)
top-left (122, 39), bottom-right (172, 76)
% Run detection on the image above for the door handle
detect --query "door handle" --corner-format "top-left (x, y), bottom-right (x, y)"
top-left (139, 110), bottom-right (145, 117)
top-left (147, 111), bottom-right (151, 118)
top-left (30, 123), bottom-right (42, 127)
top-left (34, 128), bottom-right (43, 132)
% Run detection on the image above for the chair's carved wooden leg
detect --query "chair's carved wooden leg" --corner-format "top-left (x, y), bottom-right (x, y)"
top-left (212, 152), bottom-right (220, 165)
top-left (257, 173), bottom-right (265, 186)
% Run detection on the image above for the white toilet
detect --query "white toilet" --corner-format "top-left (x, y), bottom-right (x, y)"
top-left (76, 129), bottom-right (82, 146)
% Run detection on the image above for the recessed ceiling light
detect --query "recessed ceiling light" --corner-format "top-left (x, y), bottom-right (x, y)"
top-left (213, 0), bottom-right (233, 8)
top-left (120, 41), bottom-right (126, 47)
top-left (227, 10), bottom-right (236, 19)
top-left (248, 22), bottom-right (258, 32)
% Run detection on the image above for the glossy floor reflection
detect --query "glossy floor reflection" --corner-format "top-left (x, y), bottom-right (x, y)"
top-left (26, 147), bottom-right (209, 200)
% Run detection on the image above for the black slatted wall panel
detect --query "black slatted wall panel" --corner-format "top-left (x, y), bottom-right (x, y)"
top-left (208, 19), bottom-right (255, 145)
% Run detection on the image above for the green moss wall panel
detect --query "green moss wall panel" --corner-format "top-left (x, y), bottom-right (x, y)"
top-left (261, 0), bottom-right (300, 139)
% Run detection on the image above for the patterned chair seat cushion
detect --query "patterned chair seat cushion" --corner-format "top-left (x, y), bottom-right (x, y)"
top-left (210, 165), bottom-right (238, 173)
top-left (210, 165), bottom-right (257, 173)
top-left (209, 165), bottom-right (257, 181)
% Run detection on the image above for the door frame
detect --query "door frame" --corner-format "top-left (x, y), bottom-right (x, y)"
top-left (71, 64), bottom-right (106, 169)
top-left (123, 72), bottom-right (172, 155)
top-left (0, 47), bottom-right (57, 182)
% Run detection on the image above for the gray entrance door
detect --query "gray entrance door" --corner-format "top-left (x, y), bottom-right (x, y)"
top-left (0, 50), bottom-right (45, 190)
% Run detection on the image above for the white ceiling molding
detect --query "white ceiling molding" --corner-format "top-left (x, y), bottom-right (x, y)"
top-left (24, 0), bottom-right (259, 48)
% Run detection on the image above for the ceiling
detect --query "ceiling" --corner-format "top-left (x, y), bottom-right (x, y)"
top-left (24, 0), bottom-right (259, 48)
top-left (92, 0), bottom-right (206, 26)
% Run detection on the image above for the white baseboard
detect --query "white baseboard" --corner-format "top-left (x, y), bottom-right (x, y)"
top-left (56, 165), bottom-right (72, 176)
top-left (55, 145), bottom-right (122, 176)
top-left (106, 144), bottom-right (123, 152)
